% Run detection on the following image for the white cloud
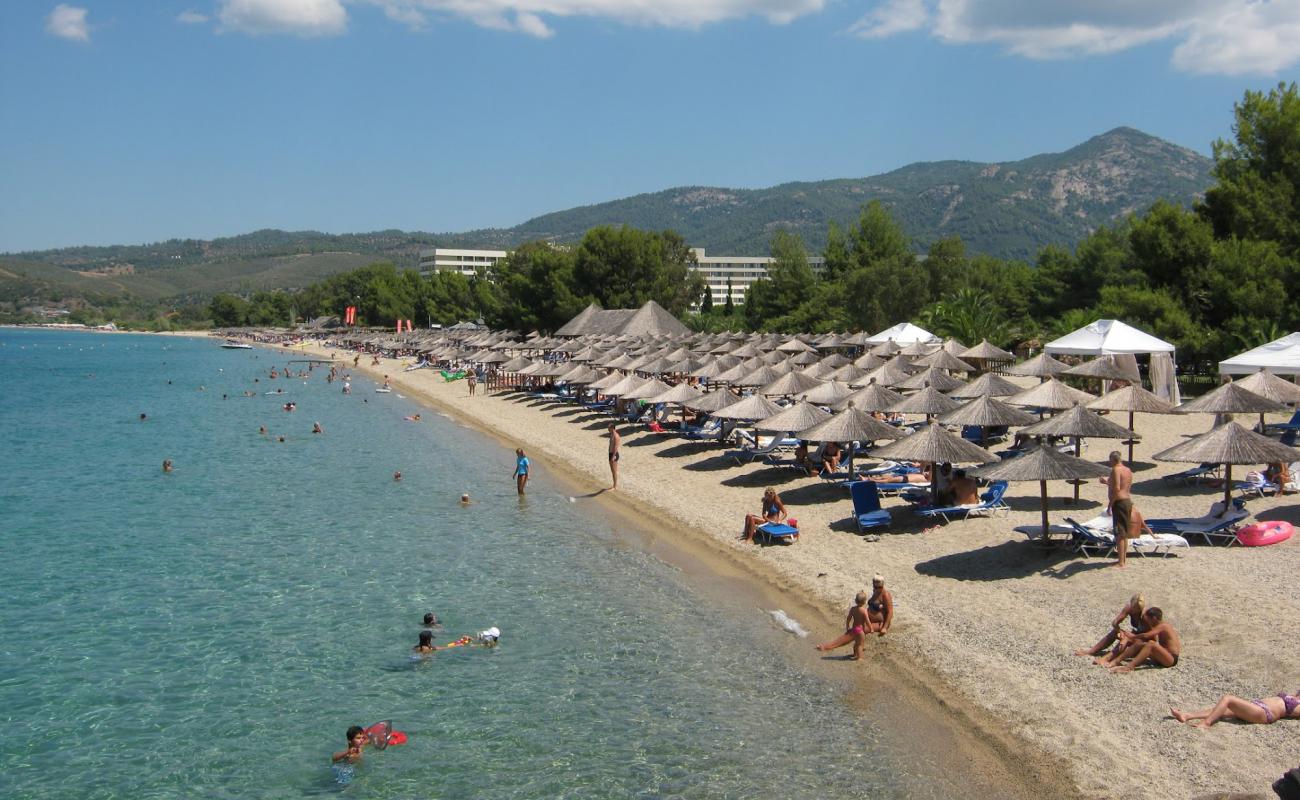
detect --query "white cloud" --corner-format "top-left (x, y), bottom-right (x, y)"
top-left (358, 0), bottom-right (824, 34)
top-left (217, 0), bottom-right (348, 36)
top-left (849, 0), bottom-right (1300, 75)
top-left (177, 10), bottom-right (211, 24)
top-left (849, 0), bottom-right (927, 39)
top-left (46, 4), bottom-right (91, 42)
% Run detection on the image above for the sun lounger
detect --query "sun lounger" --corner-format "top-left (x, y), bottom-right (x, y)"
top-left (914, 481), bottom-right (1010, 524)
top-left (849, 481), bottom-right (891, 533)
top-left (1063, 516), bottom-right (1191, 558)
top-left (1161, 463), bottom-right (1221, 485)
top-left (726, 434), bottom-right (798, 464)
top-left (1144, 502), bottom-right (1250, 545)
top-left (869, 479), bottom-right (931, 496)
top-left (1265, 409), bottom-right (1300, 435)
top-left (681, 419), bottom-right (723, 440)
top-left (756, 521), bottom-right (800, 543)
top-left (1235, 475), bottom-right (1279, 498)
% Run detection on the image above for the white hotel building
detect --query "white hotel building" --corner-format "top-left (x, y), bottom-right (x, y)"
top-left (418, 246), bottom-right (822, 305)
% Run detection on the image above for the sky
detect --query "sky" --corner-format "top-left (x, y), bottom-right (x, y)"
top-left (2, 0), bottom-right (1299, 252)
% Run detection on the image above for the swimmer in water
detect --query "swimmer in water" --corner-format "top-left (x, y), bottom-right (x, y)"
top-left (332, 726), bottom-right (367, 764)
top-left (423, 612), bottom-right (441, 628)
top-left (460, 493), bottom-right (471, 506)
top-left (404, 414), bottom-right (421, 422)
top-left (162, 459), bottom-right (173, 473)
top-left (259, 426), bottom-right (267, 435)
top-left (312, 422), bottom-right (323, 434)
top-left (139, 413), bottom-right (147, 421)
top-left (413, 630), bottom-right (437, 654)
top-left (394, 471), bottom-right (402, 481)
top-left (278, 436), bottom-right (286, 443)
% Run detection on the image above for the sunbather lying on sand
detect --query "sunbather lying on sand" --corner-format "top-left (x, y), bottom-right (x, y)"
top-left (1172, 689), bottom-right (1300, 729)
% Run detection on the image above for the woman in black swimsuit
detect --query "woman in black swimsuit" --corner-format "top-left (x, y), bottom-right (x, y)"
top-left (865, 575), bottom-right (892, 636)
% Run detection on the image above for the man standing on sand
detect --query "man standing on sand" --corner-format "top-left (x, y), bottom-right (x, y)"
top-left (607, 423), bottom-right (621, 489)
top-left (1102, 450), bottom-right (1134, 568)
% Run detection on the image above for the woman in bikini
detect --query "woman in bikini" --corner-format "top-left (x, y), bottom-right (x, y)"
top-left (1171, 690), bottom-right (1300, 729)
top-left (864, 574), bottom-right (892, 636)
top-left (741, 488), bottom-right (787, 542)
top-left (816, 591), bottom-right (870, 660)
top-left (1074, 593), bottom-right (1146, 657)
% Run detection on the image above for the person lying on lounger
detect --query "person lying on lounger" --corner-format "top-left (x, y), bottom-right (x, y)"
top-left (741, 488), bottom-right (787, 542)
top-left (870, 463), bottom-right (932, 483)
top-left (1074, 593), bottom-right (1147, 657)
top-left (1097, 608), bottom-right (1180, 672)
top-left (1171, 689), bottom-right (1300, 729)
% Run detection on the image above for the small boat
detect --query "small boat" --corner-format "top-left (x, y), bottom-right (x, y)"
top-left (221, 340), bottom-right (253, 350)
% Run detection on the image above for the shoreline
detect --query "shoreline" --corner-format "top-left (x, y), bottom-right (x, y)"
top-left (275, 338), bottom-right (1084, 799)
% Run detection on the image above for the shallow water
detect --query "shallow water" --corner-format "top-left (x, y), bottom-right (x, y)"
top-left (0, 330), bottom-right (911, 799)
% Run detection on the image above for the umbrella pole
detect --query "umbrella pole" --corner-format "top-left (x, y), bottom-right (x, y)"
top-left (1040, 480), bottom-right (1049, 540)
top-left (1072, 438), bottom-right (1083, 502)
top-left (1127, 411), bottom-right (1136, 465)
top-left (1223, 463), bottom-right (1232, 512)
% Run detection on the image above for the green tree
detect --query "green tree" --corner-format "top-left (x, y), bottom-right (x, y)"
top-left (493, 241), bottom-right (585, 332)
top-left (724, 277), bottom-right (734, 315)
top-left (700, 283), bottom-right (714, 314)
top-left (209, 293), bottom-right (249, 327)
top-left (918, 288), bottom-right (1017, 348)
top-left (924, 236), bottom-right (966, 300)
top-left (1200, 82), bottom-right (1300, 257)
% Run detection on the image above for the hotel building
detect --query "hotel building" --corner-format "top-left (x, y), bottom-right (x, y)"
top-left (418, 248), bottom-right (509, 278)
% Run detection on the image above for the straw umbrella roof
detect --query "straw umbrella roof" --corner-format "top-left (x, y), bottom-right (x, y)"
top-left (863, 358), bottom-right (914, 387)
top-left (914, 349), bottom-right (976, 372)
top-left (799, 362), bottom-right (839, 379)
top-left (870, 340), bottom-right (902, 356)
top-left (899, 340), bottom-right (932, 357)
top-left (834, 382), bottom-right (905, 412)
top-left (711, 393), bottom-right (785, 421)
top-left (588, 371), bottom-right (626, 391)
top-left (818, 353), bottom-right (852, 368)
top-left (1227, 371), bottom-right (1300, 405)
top-left (941, 338), bottom-right (968, 355)
top-left (1175, 382), bottom-right (1286, 414)
top-left (1020, 404), bottom-right (1137, 440)
top-left (777, 337), bottom-right (816, 353)
top-left (1006, 352), bottom-right (1070, 378)
top-left (603, 374), bottom-right (648, 397)
top-left (947, 372), bottom-right (1022, 398)
top-left (759, 370), bottom-right (825, 397)
top-left (500, 355), bottom-right (535, 372)
top-left (755, 400), bottom-right (833, 433)
top-left (842, 331), bottom-right (871, 346)
top-left (830, 364), bottom-right (871, 384)
top-left (938, 395), bottom-right (1039, 428)
top-left (624, 378), bottom-right (674, 400)
top-left (1062, 355), bottom-right (1140, 382)
top-left (685, 389), bottom-right (743, 413)
top-left (758, 350), bottom-right (788, 365)
top-left (898, 366), bottom-right (969, 393)
top-left (558, 365), bottom-right (604, 384)
top-left (853, 352), bottom-right (887, 370)
top-left (800, 380), bottom-right (855, 405)
top-left (1154, 421), bottom-right (1300, 509)
top-left (871, 423), bottom-right (998, 464)
top-left (1007, 378), bottom-right (1097, 410)
top-left (973, 447), bottom-right (1111, 537)
top-left (1156, 421), bottom-right (1300, 464)
top-left (736, 364), bottom-right (787, 387)
top-left (647, 383), bottom-right (704, 405)
top-left (960, 339), bottom-right (1015, 361)
top-left (713, 362), bottom-right (753, 384)
top-left (797, 403), bottom-right (903, 443)
top-left (729, 342), bottom-right (765, 359)
top-left (890, 386), bottom-right (963, 416)
top-left (787, 350), bottom-right (821, 365)
top-left (1087, 385), bottom-right (1177, 414)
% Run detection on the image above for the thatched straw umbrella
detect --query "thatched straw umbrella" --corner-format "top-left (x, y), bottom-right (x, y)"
top-left (1153, 421), bottom-right (1300, 511)
top-left (686, 388), bottom-right (743, 413)
top-left (759, 370), bottom-right (825, 398)
top-left (1007, 378), bottom-right (1097, 412)
top-left (835, 381), bottom-right (906, 412)
top-left (830, 364), bottom-right (871, 385)
top-left (1230, 371), bottom-right (1300, 430)
top-left (938, 395), bottom-right (1038, 445)
top-left (711, 393), bottom-right (785, 421)
top-left (890, 385), bottom-right (963, 422)
top-left (862, 358), bottom-right (914, 387)
top-left (1062, 355), bottom-right (1140, 396)
top-left (603, 373), bottom-right (647, 398)
top-left (1021, 404), bottom-right (1138, 500)
top-left (624, 378), bottom-right (673, 401)
top-left (646, 382), bottom-right (705, 429)
top-left (1087, 385), bottom-right (1176, 463)
top-left (870, 423), bottom-right (998, 470)
top-left (797, 402), bottom-right (904, 475)
top-left (1175, 382), bottom-right (1286, 435)
top-left (914, 349), bottom-right (976, 373)
top-left (948, 372), bottom-right (1022, 399)
top-left (974, 447), bottom-right (1110, 538)
top-left (1007, 352), bottom-right (1070, 382)
top-left (898, 366), bottom-right (969, 393)
top-left (853, 352), bottom-right (887, 370)
top-left (870, 340), bottom-right (902, 357)
top-left (735, 364), bottom-right (787, 388)
top-left (801, 380), bottom-right (855, 406)
top-left (960, 339), bottom-right (1014, 363)
top-left (755, 399), bottom-right (833, 434)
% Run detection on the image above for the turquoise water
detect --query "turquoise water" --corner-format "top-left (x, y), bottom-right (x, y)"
top-left (0, 330), bottom-right (902, 799)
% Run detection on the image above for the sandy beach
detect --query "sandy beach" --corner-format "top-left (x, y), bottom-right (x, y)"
top-left (291, 340), bottom-right (1298, 799)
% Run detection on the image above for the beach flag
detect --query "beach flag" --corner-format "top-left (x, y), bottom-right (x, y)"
top-left (345, 306), bottom-right (356, 325)
top-left (396, 319), bottom-right (404, 333)
top-left (407, 320), bottom-right (413, 332)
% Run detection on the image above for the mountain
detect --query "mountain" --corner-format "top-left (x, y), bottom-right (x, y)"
top-left (0, 127), bottom-right (1212, 311)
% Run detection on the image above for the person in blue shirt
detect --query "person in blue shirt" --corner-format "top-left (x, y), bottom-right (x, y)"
top-left (513, 448), bottom-right (529, 495)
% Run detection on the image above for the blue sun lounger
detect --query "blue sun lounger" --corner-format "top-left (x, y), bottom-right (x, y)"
top-left (756, 522), bottom-right (800, 543)
top-left (849, 481), bottom-right (891, 533)
top-left (914, 481), bottom-right (1010, 524)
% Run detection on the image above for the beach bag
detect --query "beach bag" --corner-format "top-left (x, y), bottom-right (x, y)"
top-left (1274, 766), bottom-right (1300, 800)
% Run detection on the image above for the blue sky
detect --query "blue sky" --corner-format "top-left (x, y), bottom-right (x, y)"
top-left (2, 0), bottom-right (1298, 252)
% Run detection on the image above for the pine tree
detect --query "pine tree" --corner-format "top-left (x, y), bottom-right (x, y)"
top-left (724, 277), bottom-right (734, 315)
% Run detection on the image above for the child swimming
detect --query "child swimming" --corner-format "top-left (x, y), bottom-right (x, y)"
top-left (332, 725), bottom-right (367, 764)
top-left (413, 630), bottom-right (436, 654)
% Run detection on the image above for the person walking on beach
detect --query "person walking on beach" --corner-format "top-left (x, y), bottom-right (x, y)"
top-left (467, 370), bottom-right (477, 396)
top-left (607, 423), bottom-right (621, 489)
top-left (513, 448), bottom-right (529, 495)
top-left (1101, 451), bottom-right (1134, 568)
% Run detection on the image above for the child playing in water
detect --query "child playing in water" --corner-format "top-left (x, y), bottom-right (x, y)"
top-left (815, 591), bottom-right (870, 660)
top-left (413, 630), bottom-right (436, 654)
top-left (332, 726), bottom-right (367, 764)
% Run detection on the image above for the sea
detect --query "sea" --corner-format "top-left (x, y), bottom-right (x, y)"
top-left (0, 329), bottom-right (982, 799)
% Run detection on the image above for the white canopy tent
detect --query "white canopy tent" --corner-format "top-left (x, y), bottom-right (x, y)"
top-left (864, 322), bottom-right (939, 345)
top-left (1045, 319), bottom-right (1180, 403)
top-left (1219, 332), bottom-right (1300, 377)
